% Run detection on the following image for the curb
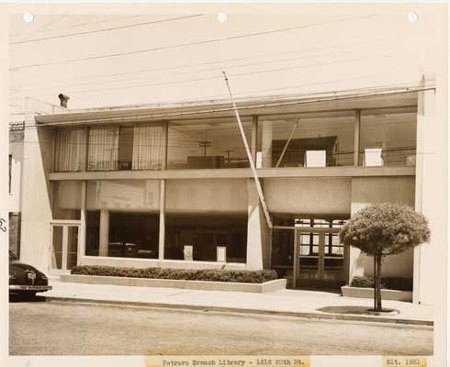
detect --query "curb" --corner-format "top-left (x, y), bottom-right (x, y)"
top-left (44, 296), bottom-right (434, 327)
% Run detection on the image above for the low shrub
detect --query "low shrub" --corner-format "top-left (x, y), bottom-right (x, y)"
top-left (350, 276), bottom-right (412, 291)
top-left (71, 265), bottom-right (278, 283)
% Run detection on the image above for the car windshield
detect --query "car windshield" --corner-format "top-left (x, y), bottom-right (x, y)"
top-left (9, 250), bottom-right (18, 261)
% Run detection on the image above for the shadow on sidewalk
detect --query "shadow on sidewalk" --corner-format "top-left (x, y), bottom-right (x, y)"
top-left (317, 305), bottom-right (399, 316)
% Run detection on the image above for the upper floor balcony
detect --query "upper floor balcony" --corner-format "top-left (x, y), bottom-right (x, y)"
top-left (39, 89), bottom-right (419, 179)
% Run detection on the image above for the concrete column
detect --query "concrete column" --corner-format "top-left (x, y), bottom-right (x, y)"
top-left (78, 181), bottom-right (87, 264)
top-left (99, 209), bottom-right (109, 257)
top-left (246, 179), bottom-right (267, 270)
top-left (353, 110), bottom-right (361, 166)
top-left (162, 121), bottom-right (169, 170)
top-left (260, 120), bottom-right (273, 168)
top-left (413, 75), bottom-right (447, 308)
top-left (251, 115), bottom-right (258, 162)
top-left (158, 179), bottom-right (165, 261)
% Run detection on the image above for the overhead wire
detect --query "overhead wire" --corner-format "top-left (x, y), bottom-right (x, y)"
top-left (10, 13), bottom-right (380, 71)
top-left (10, 14), bottom-right (205, 45)
top-left (12, 51), bottom-right (400, 96)
top-left (10, 15), bottom-right (148, 39)
top-left (12, 36), bottom-right (394, 93)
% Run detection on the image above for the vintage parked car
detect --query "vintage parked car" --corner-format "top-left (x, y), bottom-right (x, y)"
top-left (9, 250), bottom-right (52, 297)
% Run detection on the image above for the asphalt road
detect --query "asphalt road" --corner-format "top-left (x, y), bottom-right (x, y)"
top-left (9, 298), bottom-right (433, 355)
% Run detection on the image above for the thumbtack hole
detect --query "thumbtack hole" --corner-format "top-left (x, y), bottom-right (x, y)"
top-left (23, 12), bottom-right (35, 23)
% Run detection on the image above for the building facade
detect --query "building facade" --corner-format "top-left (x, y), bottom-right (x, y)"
top-left (18, 83), bottom-right (441, 304)
top-left (8, 122), bottom-right (24, 256)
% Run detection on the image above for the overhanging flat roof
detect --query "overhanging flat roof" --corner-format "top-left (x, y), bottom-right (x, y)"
top-left (34, 85), bottom-right (430, 127)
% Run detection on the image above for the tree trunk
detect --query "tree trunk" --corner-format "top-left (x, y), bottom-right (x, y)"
top-left (374, 254), bottom-right (382, 312)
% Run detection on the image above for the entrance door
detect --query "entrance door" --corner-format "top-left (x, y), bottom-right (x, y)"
top-left (294, 228), bottom-right (348, 289)
top-left (50, 223), bottom-right (80, 273)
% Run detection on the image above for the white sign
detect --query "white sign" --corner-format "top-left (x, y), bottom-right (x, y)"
top-left (217, 246), bottom-right (226, 263)
top-left (255, 152), bottom-right (263, 168)
top-left (364, 148), bottom-right (383, 167)
top-left (183, 245), bottom-right (193, 261)
top-left (305, 150), bottom-right (326, 167)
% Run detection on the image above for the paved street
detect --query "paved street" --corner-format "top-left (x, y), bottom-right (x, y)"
top-left (10, 299), bottom-right (432, 355)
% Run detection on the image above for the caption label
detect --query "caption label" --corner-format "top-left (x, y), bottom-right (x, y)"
top-left (383, 356), bottom-right (426, 367)
top-left (146, 356), bottom-right (310, 367)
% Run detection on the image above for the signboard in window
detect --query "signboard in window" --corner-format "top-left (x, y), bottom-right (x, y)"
top-left (217, 246), bottom-right (226, 263)
top-left (183, 245), bottom-right (193, 261)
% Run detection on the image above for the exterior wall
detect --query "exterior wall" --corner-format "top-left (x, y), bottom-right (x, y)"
top-left (414, 86), bottom-right (447, 307)
top-left (8, 130), bottom-right (24, 254)
top-left (86, 180), bottom-right (160, 211)
top-left (20, 126), bottom-right (55, 272)
top-left (264, 177), bottom-right (352, 215)
top-left (8, 130), bottom-right (23, 213)
top-left (349, 176), bottom-right (416, 281)
top-left (166, 178), bottom-right (248, 213)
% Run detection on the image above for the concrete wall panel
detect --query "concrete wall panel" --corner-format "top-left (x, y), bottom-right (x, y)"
top-left (349, 176), bottom-right (416, 281)
top-left (264, 177), bottom-right (352, 215)
top-left (86, 179), bottom-right (160, 211)
top-left (166, 179), bottom-right (248, 213)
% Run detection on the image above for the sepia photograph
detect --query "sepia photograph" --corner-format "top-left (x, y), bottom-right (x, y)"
top-left (1, 2), bottom-right (448, 367)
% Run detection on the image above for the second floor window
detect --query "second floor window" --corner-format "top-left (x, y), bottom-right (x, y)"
top-left (54, 127), bottom-right (87, 172)
top-left (54, 123), bottom-right (164, 172)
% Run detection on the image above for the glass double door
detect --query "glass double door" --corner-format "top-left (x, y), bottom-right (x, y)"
top-left (50, 223), bottom-right (80, 273)
top-left (293, 228), bottom-right (348, 289)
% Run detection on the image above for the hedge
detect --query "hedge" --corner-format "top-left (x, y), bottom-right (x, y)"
top-left (71, 265), bottom-right (278, 283)
top-left (350, 276), bottom-right (413, 291)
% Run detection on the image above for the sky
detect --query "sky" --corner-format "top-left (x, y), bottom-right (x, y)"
top-left (7, 3), bottom-right (447, 117)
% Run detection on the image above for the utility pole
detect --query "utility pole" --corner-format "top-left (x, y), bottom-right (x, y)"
top-left (222, 71), bottom-right (272, 229)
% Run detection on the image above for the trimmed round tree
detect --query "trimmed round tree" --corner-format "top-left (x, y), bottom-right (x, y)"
top-left (339, 203), bottom-right (430, 312)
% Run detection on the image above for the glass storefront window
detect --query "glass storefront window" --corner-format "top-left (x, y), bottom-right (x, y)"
top-left (108, 212), bottom-right (159, 259)
top-left (165, 213), bottom-right (247, 263)
top-left (85, 211), bottom-right (159, 259)
top-left (85, 211), bottom-right (100, 256)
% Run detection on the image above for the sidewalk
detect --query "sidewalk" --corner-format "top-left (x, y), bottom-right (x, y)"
top-left (44, 276), bottom-right (433, 326)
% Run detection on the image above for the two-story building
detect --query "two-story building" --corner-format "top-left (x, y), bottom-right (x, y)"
top-left (18, 80), bottom-right (442, 305)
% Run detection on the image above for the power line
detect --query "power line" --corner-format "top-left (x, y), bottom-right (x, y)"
top-left (19, 51), bottom-right (397, 96)
top-left (12, 36), bottom-right (392, 92)
top-left (10, 14), bottom-right (379, 71)
top-left (10, 15), bottom-right (145, 39)
top-left (10, 14), bottom-right (205, 45)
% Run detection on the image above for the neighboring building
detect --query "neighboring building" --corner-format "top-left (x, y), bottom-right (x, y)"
top-left (8, 98), bottom-right (66, 256)
top-left (18, 81), bottom-right (442, 305)
top-left (8, 121), bottom-right (24, 256)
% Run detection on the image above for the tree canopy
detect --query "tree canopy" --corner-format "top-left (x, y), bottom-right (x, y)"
top-left (339, 203), bottom-right (430, 256)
